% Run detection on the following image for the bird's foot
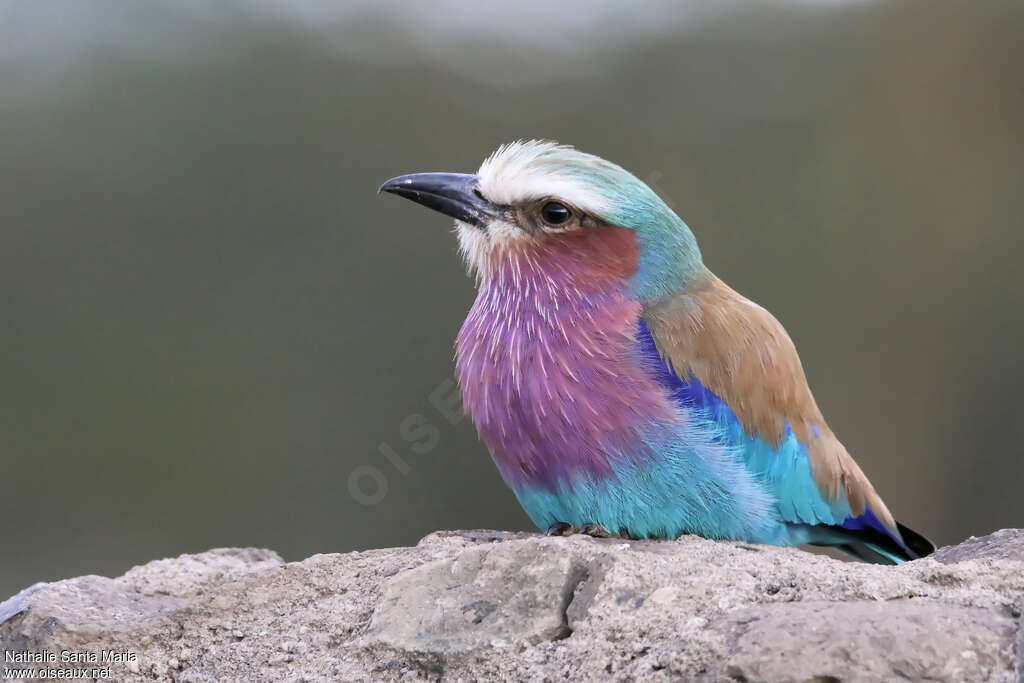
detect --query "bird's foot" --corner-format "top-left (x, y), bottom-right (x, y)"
top-left (545, 522), bottom-right (579, 537)
top-left (545, 521), bottom-right (618, 538)
top-left (579, 522), bottom-right (613, 538)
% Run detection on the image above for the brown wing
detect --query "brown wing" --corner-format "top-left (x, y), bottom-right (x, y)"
top-left (642, 275), bottom-right (897, 533)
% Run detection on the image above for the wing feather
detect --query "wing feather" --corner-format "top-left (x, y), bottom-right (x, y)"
top-left (641, 276), bottom-right (898, 534)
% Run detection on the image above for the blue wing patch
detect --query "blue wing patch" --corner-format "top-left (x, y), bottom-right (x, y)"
top-left (635, 319), bottom-right (902, 546)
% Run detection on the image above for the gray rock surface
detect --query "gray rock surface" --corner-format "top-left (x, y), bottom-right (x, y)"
top-left (1, 530), bottom-right (1022, 682)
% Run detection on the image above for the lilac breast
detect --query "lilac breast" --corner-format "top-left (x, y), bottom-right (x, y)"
top-left (455, 227), bottom-right (676, 491)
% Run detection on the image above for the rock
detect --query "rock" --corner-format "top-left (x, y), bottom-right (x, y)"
top-left (933, 528), bottom-right (1024, 564)
top-left (1, 530), bottom-right (1022, 682)
top-left (723, 602), bottom-right (1017, 682)
top-left (368, 537), bottom-right (588, 651)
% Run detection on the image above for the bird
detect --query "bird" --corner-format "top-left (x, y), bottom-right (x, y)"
top-left (379, 140), bottom-right (934, 564)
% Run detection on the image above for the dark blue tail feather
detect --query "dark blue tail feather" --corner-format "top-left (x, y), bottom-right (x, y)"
top-left (810, 511), bottom-right (935, 564)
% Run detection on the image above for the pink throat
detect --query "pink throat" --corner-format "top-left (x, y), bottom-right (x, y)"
top-left (454, 227), bottom-right (674, 490)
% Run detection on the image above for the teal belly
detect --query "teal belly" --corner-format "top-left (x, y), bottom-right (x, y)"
top-left (507, 437), bottom-right (793, 545)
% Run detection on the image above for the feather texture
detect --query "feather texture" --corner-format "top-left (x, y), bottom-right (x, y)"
top-left (641, 276), bottom-right (900, 536)
top-left (385, 140), bottom-right (932, 563)
top-left (455, 225), bottom-right (781, 542)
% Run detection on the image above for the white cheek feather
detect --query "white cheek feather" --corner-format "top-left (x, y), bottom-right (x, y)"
top-left (455, 221), bottom-right (491, 278)
top-left (476, 140), bottom-right (612, 217)
top-left (455, 219), bottom-right (534, 282)
top-left (487, 219), bottom-right (534, 245)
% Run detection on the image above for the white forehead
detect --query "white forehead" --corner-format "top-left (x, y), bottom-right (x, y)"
top-left (476, 140), bottom-right (612, 215)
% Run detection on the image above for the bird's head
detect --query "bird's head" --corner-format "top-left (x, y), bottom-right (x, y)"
top-left (380, 141), bottom-right (705, 299)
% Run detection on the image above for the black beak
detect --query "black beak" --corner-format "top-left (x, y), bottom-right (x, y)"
top-left (378, 173), bottom-right (501, 228)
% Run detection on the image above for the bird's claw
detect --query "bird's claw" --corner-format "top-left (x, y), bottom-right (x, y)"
top-left (545, 521), bottom-right (616, 538)
top-left (545, 522), bottom-right (579, 537)
top-left (579, 522), bottom-right (613, 538)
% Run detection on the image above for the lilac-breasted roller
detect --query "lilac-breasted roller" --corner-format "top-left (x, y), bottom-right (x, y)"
top-left (380, 140), bottom-right (933, 564)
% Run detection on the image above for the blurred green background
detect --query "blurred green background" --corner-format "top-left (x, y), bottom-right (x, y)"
top-left (2, 0), bottom-right (1022, 598)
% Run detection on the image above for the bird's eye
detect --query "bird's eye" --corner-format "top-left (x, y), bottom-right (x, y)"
top-left (541, 202), bottom-right (572, 226)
